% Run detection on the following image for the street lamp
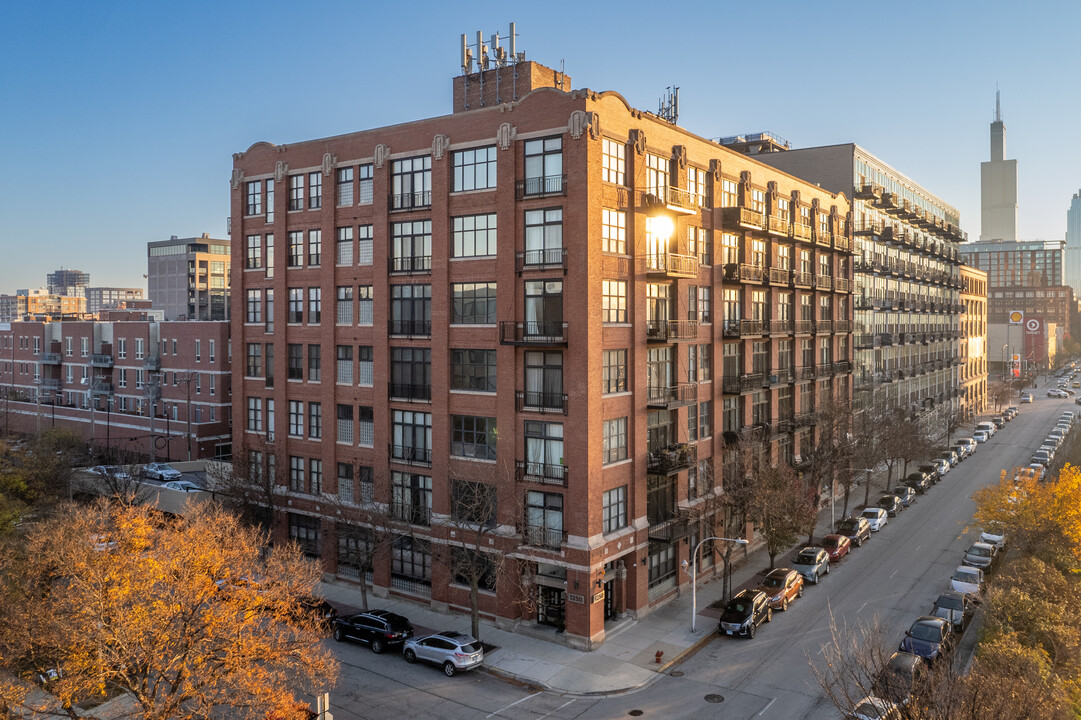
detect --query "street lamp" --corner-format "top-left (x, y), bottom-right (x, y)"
top-left (1000, 343), bottom-right (1008, 380)
top-left (682, 536), bottom-right (748, 633)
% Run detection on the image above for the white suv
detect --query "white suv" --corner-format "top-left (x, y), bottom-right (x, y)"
top-left (403, 631), bottom-right (484, 676)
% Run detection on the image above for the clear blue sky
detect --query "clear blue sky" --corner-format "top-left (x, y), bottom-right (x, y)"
top-left (2, 0), bottom-right (1079, 293)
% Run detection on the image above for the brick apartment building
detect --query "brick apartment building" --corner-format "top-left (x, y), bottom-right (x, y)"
top-left (230, 60), bottom-right (853, 649)
top-left (959, 266), bottom-right (988, 415)
top-left (0, 320), bottom-right (232, 461)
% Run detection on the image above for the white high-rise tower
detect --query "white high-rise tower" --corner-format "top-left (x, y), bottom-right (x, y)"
top-left (1065, 191), bottom-right (1081, 296)
top-left (980, 91), bottom-right (1019, 243)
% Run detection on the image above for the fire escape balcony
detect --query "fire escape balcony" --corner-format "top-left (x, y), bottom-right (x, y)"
top-left (769, 267), bottom-right (791, 285)
top-left (515, 460), bottom-right (568, 487)
top-left (646, 319), bottom-right (699, 342)
top-left (90, 354), bottom-right (114, 368)
top-left (854, 183), bottom-right (883, 200)
top-left (516, 174), bottom-right (567, 199)
top-left (792, 223), bottom-right (813, 242)
top-left (500, 321), bottom-right (568, 346)
top-left (41, 353), bottom-right (61, 365)
top-left (645, 252), bottom-right (699, 278)
top-left (815, 230), bottom-right (832, 247)
top-left (739, 263), bottom-right (765, 283)
top-left (815, 275), bottom-right (833, 291)
top-left (723, 206), bottom-right (764, 230)
top-left (792, 271), bottom-right (813, 288)
top-left (647, 443), bottom-right (697, 476)
top-left (834, 277), bottom-right (851, 293)
top-left (646, 383), bottom-right (698, 409)
top-left (515, 391), bottom-right (568, 415)
top-left (767, 215), bottom-right (790, 236)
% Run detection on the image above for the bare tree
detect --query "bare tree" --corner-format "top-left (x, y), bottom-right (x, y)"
top-left (988, 381), bottom-right (1013, 412)
top-left (207, 436), bottom-right (283, 533)
top-left (748, 460), bottom-right (816, 569)
top-left (850, 405), bottom-right (892, 514)
top-left (330, 465), bottom-right (401, 612)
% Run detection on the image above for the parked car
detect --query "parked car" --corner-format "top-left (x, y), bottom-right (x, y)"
top-left (931, 591), bottom-right (974, 633)
top-left (980, 522), bottom-right (1006, 549)
top-left (292, 596), bottom-right (339, 628)
top-left (1020, 393), bottom-right (1034, 403)
top-left (1031, 451), bottom-right (1050, 467)
top-left (403, 630), bottom-right (484, 676)
top-left (950, 443), bottom-right (970, 460)
top-left (87, 465), bottom-right (133, 481)
top-left (837, 516), bottom-right (872, 547)
top-left (718, 589), bottom-right (771, 638)
top-left (757, 568), bottom-right (804, 610)
top-left (143, 462), bottom-right (182, 480)
top-left (973, 429), bottom-right (990, 443)
top-left (937, 448), bottom-right (960, 467)
top-left (893, 486), bottom-right (917, 508)
top-left (860, 507), bottom-right (889, 531)
top-left (846, 696), bottom-right (901, 720)
top-left (161, 480), bottom-right (203, 493)
top-left (899, 616), bottom-right (953, 663)
top-left (991, 416), bottom-right (1006, 429)
top-left (932, 459), bottom-right (951, 477)
top-left (903, 472), bottom-right (932, 494)
top-left (792, 547), bottom-right (831, 584)
top-left (332, 609), bottom-right (414, 653)
top-left (963, 542), bottom-right (998, 570)
top-left (877, 494), bottom-right (902, 517)
top-left (956, 437), bottom-right (977, 455)
top-left (950, 565), bottom-right (985, 596)
top-left (918, 462), bottom-right (942, 482)
top-left (822, 533), bottom-right (852, 562)
top-left (975, 421), bottom-right (996, 437)
top-left (1048, 389), bottom-right (1069, 398)
top-left (872, 651), bottom-right (926, 704)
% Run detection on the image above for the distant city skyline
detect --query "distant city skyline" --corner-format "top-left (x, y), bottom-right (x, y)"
top-left (3, 0), bottom-right (1081, 293)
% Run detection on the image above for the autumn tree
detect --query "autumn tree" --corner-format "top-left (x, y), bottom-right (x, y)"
top-left (0, 501), bottom-right (338, 720)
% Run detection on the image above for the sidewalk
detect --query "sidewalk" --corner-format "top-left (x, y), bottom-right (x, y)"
top-left (319, 503), bottom-right (845, 696)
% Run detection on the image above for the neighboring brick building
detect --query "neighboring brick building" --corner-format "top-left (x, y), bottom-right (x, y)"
top-left (0, 320), bottom-right (231, 460)
top-left (148, 234), bottom-right (231, 321)
top-left (229, 60), bottom-right (853, 649)
top-left (959, 266), bottom-right (988, 415)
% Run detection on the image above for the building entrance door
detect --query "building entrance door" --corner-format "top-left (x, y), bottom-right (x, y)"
top-left (537, 586), bottom-right (566, 628)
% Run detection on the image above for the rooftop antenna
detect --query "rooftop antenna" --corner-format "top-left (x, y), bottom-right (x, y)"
top-left (994, 85), bottom-right (1001, 123)
top-left (459, 24), bottom-right (523, 108)
top-left (658, 86), bottom-right (679, 124)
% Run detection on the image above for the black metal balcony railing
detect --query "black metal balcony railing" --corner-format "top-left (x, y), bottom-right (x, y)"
top-left (388, 383), bottom-right (432, 402)
top-left (770, 369), bottom-right (795, 385)
top-left (391, 502), bottom-right (431, 527)
top-left (389, 444), bottom-right (433, 467)
top-left (388, 319), bottom-right (432, 337)
top-left (389, 191), bottom-right (432, 212)
top-left (42, 353), bottom-right (61, 365)
top-left (795, 320), bottom-right (813, 334)
top-left (770, 319), bottom-right (792, 334)
top-left (388, 255), bottom-right (432, 274)
top-left (646, 253), bottom-right (699, 278)
top-left (517, 248), bottom-right (568, 271)
top-left (834, 278), bottom-right (851, 293)
top-left (739, 263), bottom-right (764, 283)
top-left (816, 320), bottom-right (832, 334)
top-left (833, 360), bottom-right (853, 374)
top-left (792, 223), bottom-right (813, 242)
top-left (767, 215), bottom-right (790, 236)
top-left (40, 378), bottom-right (61, 390)
top-left (769, 267), bottom-right (791, 285)
top-left (739, 372), bottom-right (763, 391)
top-left (647, 443), bottom-right (697, 476)
top-left (648, 517), bottom-right (689, 542)
top-left (500, 321), bottom-right (568, 346)
top-left (740, 319), bottom-right (764, 336)
top-left (721, 377), bottom-right (742, 394)
top-left (516, 174), bottom-right (566, 199)
top-left (91, 354), bottom-right (114, 368)
top-left (792, 271), bottom-right (813, 287)
top-left (515, 391), bottom-right (568, 415)
top-left (646, 383), bottom-right (698, 409)
top-left (646, 319), bottom-right (699, 342)
top-left (800, 366), bottom-right (816, 381)
top-left (91, 382), bottom-right (113, 395)
top-left (516, 460), bottom-right (568, 487)
top-left (521, 525), bottom-right (566, 549)
top-left (815, 275), bottom-right (833, 291)
top-left (723, 206), bottom-right (764, 229)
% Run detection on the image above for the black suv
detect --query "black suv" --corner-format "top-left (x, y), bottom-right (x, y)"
top-left (904, 472), bottom-right (932, 494)
top-left (836, 516), bottom-right (872, 547)
top-left (718, 589), bottom-right (771, 639)
top-left (917, 463), bottom-right (941, 483)
top-left (332, 609), bottom-right (414, 653)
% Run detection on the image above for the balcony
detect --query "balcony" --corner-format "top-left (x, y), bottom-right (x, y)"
top-left (792, 271), bottom-right (813, 288)
top-left (815, 275), bottom-right (833, 291)
top-left (664, 186), bottom-right (707, 214)
top-left (739, 372), bottom-right (763, 391)
top-left (770, 319), bottom-right (793, 334)
top-left (740, 319), bottom-right (765, 336)
top-left (389, 255), bottom-right (432, 274)
top-left (834, 320), bottom-right (853, 333)
top-left (834, 235), bottom-right (851, 252)
top-left (647, 443), bottom-right (697, 476)
top-left (834, 278), bottom-right (851, 293)
top-left (795, 411), bottom-right (816, 427)
top-left (853, 219), bottom-right (884, 236)
top-left (854, 183), bottom-right (883, 200)
top-left (767, 215), bottom-right (790, 236)
top-left (833, 360), bottom-right (853, 374)
top-left (517, 248), bottom-right (568, 272)
top-left (770, 369), bottom-right (795, 385)
top-left (723, 206), bottom-right (764, 230)
top-left (388, 319), bottom-right (432, 338)
top-left (815, 230), bottom-right (832, 247)
top-left (648, 516), bottom-right (689, 542)
top-left (769, 267), bottom-right (791, 285)
top-left (42, 353), bottom-right (61, 365)
top-left (389, 191), bottom-right (432, 212)
top-left (389, 444), bottom-right (433, 468)
top-left (646, 319), bottom-right (699, 342)
top-left (516, 391), bottom-right (568, 415)
top-left (816, 364), bottom-right (832, 378)
top-left (91, 382), bottom-right (113, 395)
top-left (799, 365), bottom-right (816, 381)
top-left (521, 525), bottom-right (567, 549)
top-left (516, 174), bottom-right (566, 199)
top-left (816, 320), bottom-right (832, 333)
top-left (40, 378), bottom-right (60, 391)
top-left (388, 383), bottom-right (432, 402)
top-left (878, 192), bottom-right (899, 211)
top-left (516, 460), bottom-right (568, 487)
top-left (143, 356), bottom-right (160, 371)
top-left (90, 354), bottom-right (114, 368)
top-left (391, 503), bottom-right (432, 527)
top-left (792, 223), bottom-right (813, 242)
top-left (500, 321), bottom-right (567, 346)
top-left (795, 320), bottom-right (813, 334)
top-left (647, 383), bottom-right (698, 409)
top-left (739, 263), bottom-right (764, 283)
top-left (646, 252), bottom-right (699, 278)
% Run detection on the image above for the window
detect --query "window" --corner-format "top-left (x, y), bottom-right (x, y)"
top-left (392, 535), bottom-right (431, 581)
top-left (288, 401), bottom-right (304, 437)
top-left (645, 152), bottom-right (669, 195)
top-left (693, 227), bottom-right (712, 266)
top-left (698, 344), bottom-right (712, 381)
top-left (524, 421), bottom-right (563, 480)
top-left (245, 181), bottom-right (262, 216)
top-left (336, 345), bottom-right (353, 384)
top-left (603, 417), bottom-right (628, 464)
top-left (337, 167), bottom-right (353, 206)
top-left (288, 175), bottom-right (304, 211)
top-left (451, 349), bottom-right (496, 392)
top-left (751, 189), bottom-right (765, 213)
top-left (603, 486), bottom-right (628, 533)
top-left (752, 389), bottom-right (769, 425)
top-left (391, 220), bottom-right (432, 273)
top-left (245, 343), bottom-right (262, 378)
top-left (357, 225), bottom-right (373, 265)
top-left (308, 287), bottom-right (321, 324)
top-left (359, 406), bottom-right (374, 446)
top-left (308, 344), bottom-right (321, 381)
top-left (601, 138), bottom-right (625, 185)
top-left (523, 137), bottom-right (563, 195)
top-left (288, 231), bottom-right (303, 267)
top-left (723, 396), bottom-right (739, 433)
top-left (697, 287), bottom-right (712, 323)
top-left (307, 229), bottom-right (321, 266)
top-left (336, 227), bottom-right (353, 265)
top-left (288, 513), bottom-right (320, 557)
top-left (308, 172), bottom-right (322, 209)
top-left (336, 286), bottom-right (353, 324)
top-left (688, 345), bottom-right (698, 384)
top-left (699, 401), bottom-right (713, 439)
top-left (721, 233), bottom-right (739, 267)
top-left (391, 410), bottom-right (432, 465)
top-left (524, 280), bottom-right (562, 335)
top-left (358, 163), bottom-right (373, 204)
top-left (451, 282), bottom-right (497, 324)
top-left (524, 350), bottom-right (563, 409)
top-left (302, 403), bottom-right (319, 441)
top-left (602, 349), bottom-right (627, 394)
top-left (392, 472), bottom-right (432, 526)
top-left (246, 397), bottom-right (263, 432)
top-left (523, 208), bottom-right (563, 265)
top-left (451, 479), bottom-right (497, 527)
top-left (209, 339), bottom-right (216, 363)
top-left (246, 235), bottom-right (262, 269)
top-left (288, 344), bottom-right (303, 380)
top-left (649, 541), bottom-right (677, 588)
top-left (390, 285), bottom-right (431, 335)
top-left (601, 209), bottom-right (626, 254)
top-left (525, 491), bottom-right (563, 547)
top-left (687, 166), bottom-right (708, 204)
top-left (391, 156), bottom-right (432, 210)
top-left (358, 285), bottom-right (373, 325)
top-left (602, 280), bottom-right (627, 323)
top-left (390, 347), bottom-right (431, 400)
top-left (336, 404), bottom-right (353, 443)
top-left (337, 464), bottom-right (355, 504)
top-left (356, 345), bottom-right (374, 384)
top-left (265, 179), bottom-right (274, 221)
top-left (721, 179), bottom-right (738, 207)
top-left (688, 401), bottom-right (698, 441)
top-left (452, 145), bottom-right (497, 191)
top-left (310, 459), bottom-right (323, 495)
top-left (451, 415), bottom-right (497, 460)
top-left (452, 214), bottom-right (497, 258)
top-left (265, 289), bottom-right (274, 332)
top-left (288, 288), bottom-right (303, 323)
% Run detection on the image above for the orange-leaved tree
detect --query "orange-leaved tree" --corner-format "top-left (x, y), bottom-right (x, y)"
top-left (0, 500), bottom-right (338, 720)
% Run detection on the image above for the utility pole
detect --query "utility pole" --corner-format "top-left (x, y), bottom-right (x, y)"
top-left (145, 372), bottom-right (161, 463)
top-left (175, 371), bottom-right (198, 461)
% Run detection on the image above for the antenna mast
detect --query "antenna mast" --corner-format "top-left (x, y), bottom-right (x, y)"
top-left (658, 86), bottom-right (679, 124)
top-left (459, 23), bottom-right (523, 109)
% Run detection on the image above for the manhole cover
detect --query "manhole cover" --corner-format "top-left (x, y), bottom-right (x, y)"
top-left (705, 694), bottom-right (725, 703)
top-left (628, 711), bottom-right (644, 717)
top-left (669, 670), bottom-right (684, 677)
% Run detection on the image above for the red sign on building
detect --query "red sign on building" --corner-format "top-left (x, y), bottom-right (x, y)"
top-left (1023, 316), bottom-right (1046, 364)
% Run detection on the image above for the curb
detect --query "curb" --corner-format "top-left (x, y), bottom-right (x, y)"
top-left (479, 664), bottom-right (665, 698)
top-left (657, 629), bottom-right (717, 673)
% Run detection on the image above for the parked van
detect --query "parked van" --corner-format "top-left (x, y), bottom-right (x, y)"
top-left (975, 421), bottom-right (996, 437)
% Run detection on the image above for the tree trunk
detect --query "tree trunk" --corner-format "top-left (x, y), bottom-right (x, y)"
top-left (470, 580), bottom-right (481, 641)
top-left (842, 484), bottom-right (851, 518)
top-left (359, 572), bottom-right (369, 610)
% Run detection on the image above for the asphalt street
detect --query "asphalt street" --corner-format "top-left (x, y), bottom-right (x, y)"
top-left (328, 390), bottom-right (1068, 720)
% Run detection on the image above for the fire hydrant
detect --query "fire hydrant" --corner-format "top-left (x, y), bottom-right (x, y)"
top-left (654, 650), bottom-right (664, 664)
